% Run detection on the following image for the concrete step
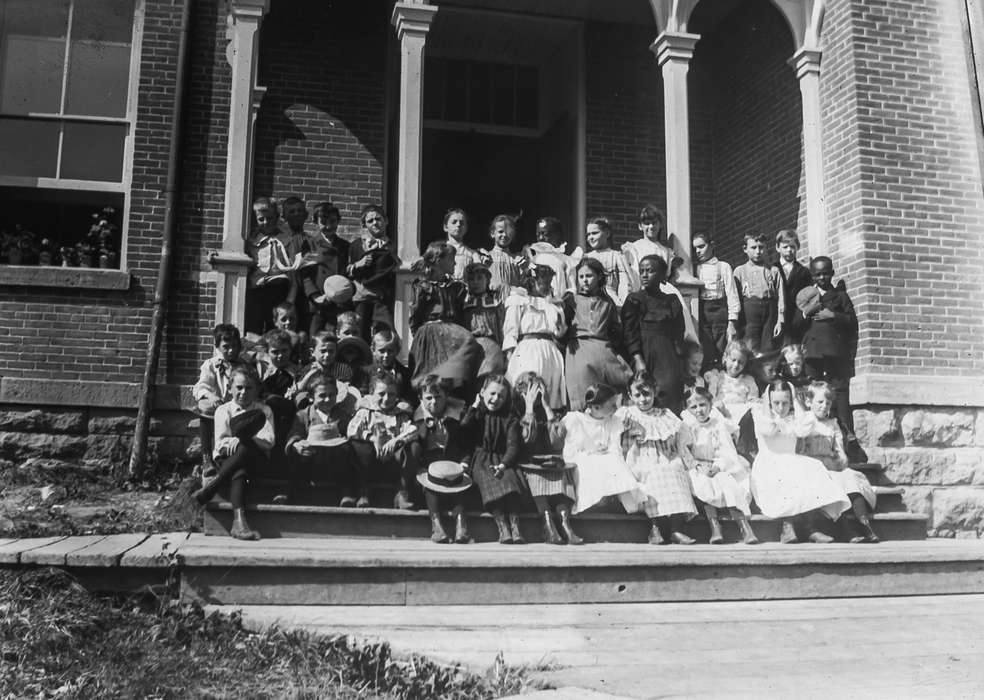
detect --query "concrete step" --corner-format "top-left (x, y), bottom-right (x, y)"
top-left (177, 536), bottom-right (984, 606)
top-left (204, 501), bottom-right (928, 542)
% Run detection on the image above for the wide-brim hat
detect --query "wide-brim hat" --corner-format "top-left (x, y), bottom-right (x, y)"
top-left (306, 422), bottom-right (349, 448)
top-left (229, 409), bottom-right (266, 439)
top-left (337, 335), bottom-right (373, 366)
top-left (417, 460), bottom-right (473, 494)
top-left (796, 285), bottom-right (822, 314)
top-left (314, 275), bottom-right (355, 306)
top-left (518, 454), bottom-right (576, 472)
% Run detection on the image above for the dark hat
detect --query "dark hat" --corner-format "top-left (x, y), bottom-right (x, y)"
top-left (229, 408), bottom-right (266, 439)
top-left (416, 460), bottom-right (473, 494)
top-left (796, 286), bottom-right (822, 315)
top-left (464, 260), bottom-right (491, 277)
top-left (518, 454), bottom-right (575, 472)
top-left (337, 335), bottom-right (373, 366)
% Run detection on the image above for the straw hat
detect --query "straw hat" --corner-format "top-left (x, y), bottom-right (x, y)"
top-left (796, 286), bottom-right (822, 316)
top-left (314, 275), bottom-right (355, 306)
top-left (416, 460), bottom-right (473, 494)
top-left (306, 422), bottom-right (348, 448)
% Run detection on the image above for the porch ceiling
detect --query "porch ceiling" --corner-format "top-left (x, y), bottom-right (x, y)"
top-left (435, 0), bottom-right (655, 26)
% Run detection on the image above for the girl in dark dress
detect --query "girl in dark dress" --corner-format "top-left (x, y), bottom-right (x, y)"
top-left (460, 374), bottom-right (526, 544)
top-left (621, 255), bottom-right (686, 411)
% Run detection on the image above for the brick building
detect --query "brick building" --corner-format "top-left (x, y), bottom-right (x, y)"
top-left (1, 0), bottom-right (983, 533)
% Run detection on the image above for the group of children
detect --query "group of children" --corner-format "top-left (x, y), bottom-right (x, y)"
top-left (190, 197), bottom-right (876, 547)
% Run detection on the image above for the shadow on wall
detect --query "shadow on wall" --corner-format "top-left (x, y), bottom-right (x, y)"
top-left (252, 0), bottom-right (390, 227)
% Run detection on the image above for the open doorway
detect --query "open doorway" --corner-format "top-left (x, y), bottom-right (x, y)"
top-left (419, 8), bottom-right (582, 252)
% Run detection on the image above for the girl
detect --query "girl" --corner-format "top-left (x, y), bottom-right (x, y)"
top-left (347, 369), bottom-right (418, 510)
top-left (749, 380), bottom-right (851, 543)
top-left (777, 343), bottom-right (810, 408)
top-left (797, 382), bottom-right (879, 543)
top-left (621, 255), bottom-right (686, 411)
top-left (192, 368), bottom-right (275, 541)
top-left (563, 257), bottom-right (633, 410)
top-left (523, 216), bottom-right (571, 297)
top-left (705, 341), bottom-right (761, 432)
top-left (681, 341), bottom-right (707, 392)
top-left (562, 383), bottom-right (641, 516)
top-left (680, 387), bottom-right (758, 545)
top-left (460, 375), bottom-right (526, 544)
top-left (442, 207), bottom-right (482, 280)
top-left (503, 263), bottom-right (568, 410)
top-left (514, 372), bottom-right (582, 545)
top-left (483, 214), bottom-right (524, 299)
top-left (622, 204), bottom-right (678, 282)
top-left (617, 375), bottom-right (697, 545)
top-left (581, 217), bottom-right (632, 306)
top-left (462, 261), bottom-right (506, 379)
top-left (408, 242), bottom-right (481, 388)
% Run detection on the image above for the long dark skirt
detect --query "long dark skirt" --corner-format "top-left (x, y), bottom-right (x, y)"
top-left (469, 447), bottom-right (524, 507)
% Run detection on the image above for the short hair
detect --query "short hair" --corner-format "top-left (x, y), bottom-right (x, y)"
top-left (360, 204), bottom-right (386, 226)
top-left (311, 376), bottom-right (339, 394)
top-left (584, 382), bottom-right (617, 407)
top-left (418, 374), bottom-right (448, 397)
top-left (806, 380), bottom-right (835, 402)
top-left (681, 340), bottom-right (703, 360)
top-left (723, 340), bottom-right (751, 364)
top-left (263, 329), bottom-right (292, 349)
top-left (684, 385), bottom-right (714, 406)
top-left (637, 204), bottom-right (666, 228)
top-left (775, 229), bottom-right (800, 248)
top-left (537, 216), bottom-right (564, 239)
top-left (212, 323), bottom-right (241, 348)
top-left (253, 197), bottom-right (278, 215)
top-left (743, 233), bottom-right (767, 246)
top-left (488, 214), bottom-right (517, 237)
top-left (639, 255), bottom-right (668, 277)
top-left (371, 328), bottom-right (401, 352)
top-left (282, 196), bottom-right (306, 210)
top-left (312, 329), bottom-right (339, 346)
top-left (443, 207), bottom-right (468, 227)
top-left (272, 301), bottom-right (297, 318)
top-left (464, 261), bottom-right (492, 280)
top-left (810, 255), bottom-right (834, 272)
top-left (368, 368), bottom-right (398, 391)
top-left (229, 366), bottom-right (256, 387)
top-left (629, 373), bottom-right (658, 395)
top-left (336, 311), bottom-right (361, 331)
top-left (312, 202), bottom-right (340, 222)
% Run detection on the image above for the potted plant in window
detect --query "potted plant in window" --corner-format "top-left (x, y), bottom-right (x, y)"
top-left (38, 238), bottom-right (55, 266)
top-left (89, 206), bottom-right (119, 269)
top-left (1, 225), bottom-right (38, 265)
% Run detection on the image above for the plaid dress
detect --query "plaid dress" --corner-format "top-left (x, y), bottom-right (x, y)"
top-left (517, 413), bottom-right (575, 501)
top-left (617, 405), bottom-right (697, 519)
top-left (460, 405), bottom-right (524, 507)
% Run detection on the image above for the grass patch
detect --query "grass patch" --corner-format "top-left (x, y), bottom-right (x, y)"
top-left (0, 568), bottom-right (545, 699)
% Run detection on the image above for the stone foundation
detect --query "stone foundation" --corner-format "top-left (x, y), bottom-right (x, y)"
top-left (856, 406), bottom-right (984, 538)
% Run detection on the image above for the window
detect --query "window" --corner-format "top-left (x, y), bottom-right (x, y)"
top-left (424, 57), bottom-right (539, 132)
top-left (0, 0), bottom-right (139, 269)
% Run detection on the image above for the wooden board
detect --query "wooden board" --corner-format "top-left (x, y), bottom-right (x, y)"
top-left (0, 537), bottom-right (66, 564)
top-left (21, 535), bottom-right (108, 566)
top-left (119, 532), bottom-right (191, 568)
top-left (64, 533), bottom-right (149, 567)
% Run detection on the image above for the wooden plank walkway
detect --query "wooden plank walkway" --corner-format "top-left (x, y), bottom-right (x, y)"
top-left (221, 595), bottom-right (984, 699)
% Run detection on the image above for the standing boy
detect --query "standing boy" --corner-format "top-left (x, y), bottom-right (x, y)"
top-left (303, 202), bottom-right (351, 335)
top-left (775, 229), bottom-right (813, 344)
top-left (733, 233), bottom-right (785, 353)
top-left (347, 205), bottom-right (399, 339)
top-left (692, 233), bottom-right (739, 370)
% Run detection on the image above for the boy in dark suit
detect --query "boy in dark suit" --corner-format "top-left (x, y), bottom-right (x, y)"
top-left (775, 229), bottom-right (813, 344)
top-left (347, 205), bottom-right (399, 339)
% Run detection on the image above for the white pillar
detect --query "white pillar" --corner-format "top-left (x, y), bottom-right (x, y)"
top-left (651, 31), bottom-right (700, 280)
top-left (791, 48), bottom-right (827, 256)
top-left (391, 2), bottom-right (437, 358)
top-left (210, 0), bottom-right (269, 327)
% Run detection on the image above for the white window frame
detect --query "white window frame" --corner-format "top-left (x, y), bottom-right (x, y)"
top-left (0, 0), bottom-right (145, 271)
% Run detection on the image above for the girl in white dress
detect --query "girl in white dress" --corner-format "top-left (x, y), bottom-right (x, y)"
top-left (617, 375), bottom-right (697, 545)
top-left (750, 380), bottom-right (851, 543)
top-left (580, 216), bottom-right (632, 306)
top-left (797, 381), bottom-right (879, 543)
top-left (680, 387), bottom-right (758, 545)
top-left (705, 340), bottom-right (760, 433)
top-left (562, 383), bottom-right (641, 516)
top-left (504, 264), bottom-right (567, 410)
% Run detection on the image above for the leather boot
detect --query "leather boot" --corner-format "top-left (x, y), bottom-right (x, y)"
top-left (541, 511), bottom-right (564, 545)
top-left (780, 519), bottom-right (798, 544)
top-left (558, 505), bottom-right (584, 545)
top-left (738, 517), bottom-right (760, 545)
top-left (669, 515), bottom-right (696, 544)
top-left (493, 512), bottom-right (512, 544)
top-left (858, 515), bottom-right (880, 544)
top-left (454, 512), bottom-right (471, 544)
top-left (430, 513), bottom-right (450, 544)
top-left (647, 521), bottom-right (666, 545)
top-left (707, 516), bottom-right (725, 545)
top-left (230, 509), bottom-right (260, 541)
top-left (509, 512), bottom-right (526, 545)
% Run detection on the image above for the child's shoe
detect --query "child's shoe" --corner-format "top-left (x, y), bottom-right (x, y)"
top-left (857, 515), bottom-right (880, 544)
top-left (670, 531), bottom-right (696, 545)
top-left (647, 522), bottom-right (666, 545)
top-left (558, 505), bottom-right (584, 545)
top-left (493, 513), bottom-right (512, 544)
top-left (339, 496), bottom-right (357, 508)
top-left (272, 493), bottom-right (290, 504)
top-left (454, 513), bottom-right (471, 544)
top-left (430, 514), bottom-right (450, 544)
top-left (508, 512), bottom-right (526, 545)
top-left (230, 508), bottom-right (261, 541)
top-left (393, 490), bottom-right (414, 510)
top-left (356, 494), bottom-right (371, 508)
top-left (707, 517), bottom-right (725, 545)
top-left (739, 518), bottom-right (760, 545)
top-left (541, 511), bottom-right (563, 545)
top-left (808, 530), bottom-right (834, 544)
top-left (780, 519), bottom-right (799, 544)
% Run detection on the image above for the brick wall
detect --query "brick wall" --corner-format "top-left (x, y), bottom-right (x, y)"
top-left (252, 1), bottom-right (389, 241)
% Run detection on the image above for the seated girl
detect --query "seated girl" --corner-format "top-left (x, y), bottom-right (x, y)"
top-left (797, 382), bottom-right (879, 543)
top-left (192, 368), bottom-right (275, 540)
top-left (705, 340), bottom-right (760, 432)
top-left (617, 375), bottom-right (696, 545)
top-left (680, 387), bottom-right (758, 545)
top-left (563, 383), bottom-right (640, 517)
top-left (749, 380), bottom-right (851, 543)
top-left (514, 372), bottom-right (582, 545)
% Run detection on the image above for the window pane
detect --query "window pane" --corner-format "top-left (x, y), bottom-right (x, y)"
top-left (491, 64), bottom-right (515, 126)
top-left (65, 0), bottom-right (133, 116)
top-left (445, 60), bottom-right (468, 122)
top-left (0, 0), bottom-right (70, 113)
top-left (469, 62), bottom-right (491, 124)
top-left (0, 117), bottom-right (59, 177)
top-left (423, 56), bottom-right (444, 120)
top-left (60, 121), bottom-right (125, 181)
top-left (516, 66), bottom-right (538, 128)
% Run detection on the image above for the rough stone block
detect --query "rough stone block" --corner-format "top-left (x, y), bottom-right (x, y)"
top-left (900, 409), bottom-right (976, 447)
top-left (879, 448), bottom-right (978, 486)
top-left (853, 408), bottom-right (900, 447)
top-left (0, 432), bottom-right (89, 461)
top-left (82, 435), bottom-right (131, 469)
top-left (930, 487), bottom-right (984, 533)
top-left (976, 412), bottom-right (984, 448)
top-left (0, 408), bottom-right (86, 435)
top-left (88, 409), bottom-right (194, 437)
top-left (899, 485), bottom-right (933, 519)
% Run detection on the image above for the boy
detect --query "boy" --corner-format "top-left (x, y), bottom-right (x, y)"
top-left (443, 207), bottom-right (482, 280)
top-left (281, 196), bottom-right (310, 255)
top-left (775, 229), bottom-right (813, 343)
top-left (692, 233), bottom-right (739, 370)
top-left (271, 301), bottom-right (309, 366)
top-left (285, 377), bottom-right (365, 507)
top-left (363, 328), bottom-right (413, 402)
top-left (797, 256), bottom-right (860, 449)
top-left (193, 324), bottom-right (250, 475)
top-left (347, 205), bottom-right (399, 339)
top-left (733, 233), bottom-right (785, 353)
top-left (336, 311), bottom-right (363, 340)
top-left (256, 328), bottom-right (300, 466)
top-left (245, 197), bottom-right (295, 334)
top-left (295, 331), bottom-right (357, 407)
top-left (303, 202), bottom-right (352, 335)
